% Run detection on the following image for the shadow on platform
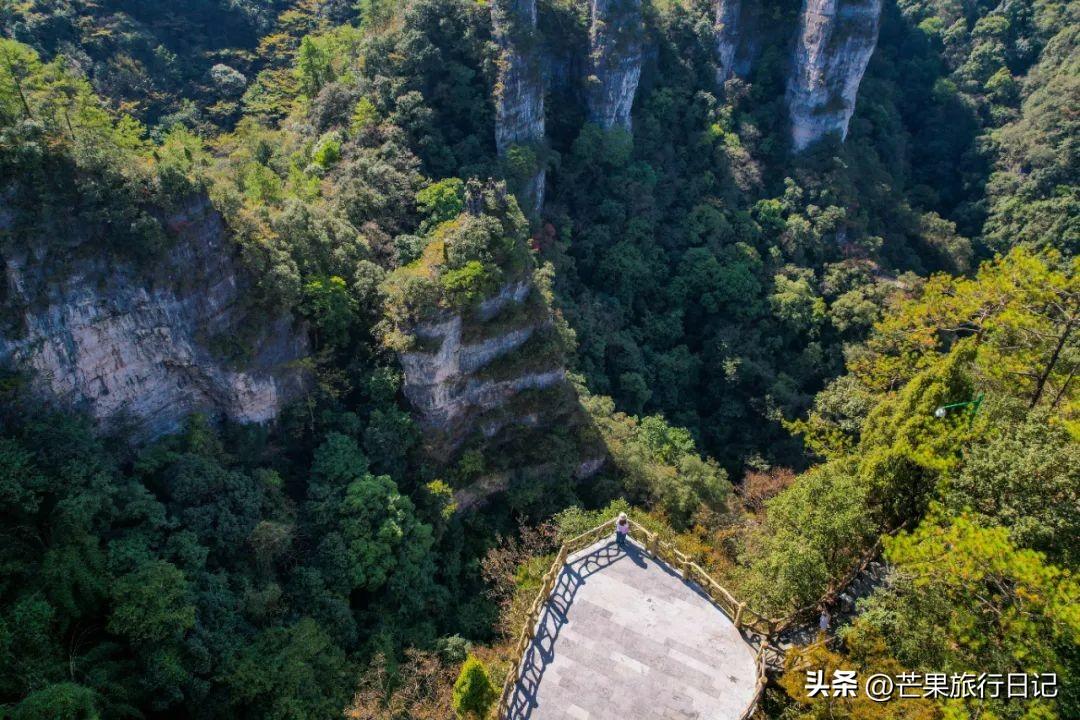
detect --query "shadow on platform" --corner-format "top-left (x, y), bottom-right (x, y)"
top-left (505, 539), bottom-right (652, 720)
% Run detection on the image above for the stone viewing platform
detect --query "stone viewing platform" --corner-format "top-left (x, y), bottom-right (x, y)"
top-left (502, 536), bottom-right (761, 719)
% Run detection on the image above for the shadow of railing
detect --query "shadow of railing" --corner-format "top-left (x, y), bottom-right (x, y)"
top-left (504, 539), bottom-right (636, 720)
top-left (496, 519), bottom-right (778, 720)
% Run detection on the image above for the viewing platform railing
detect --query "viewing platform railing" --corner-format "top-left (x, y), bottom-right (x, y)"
top-left (495, 516), bottom-right (778, 720)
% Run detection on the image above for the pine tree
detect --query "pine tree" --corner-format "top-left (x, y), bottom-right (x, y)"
top-left (451, 655), bottom-right (497, 719)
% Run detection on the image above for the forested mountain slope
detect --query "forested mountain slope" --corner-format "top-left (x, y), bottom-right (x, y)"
top-left (0, 0), bottom-right (1076, 718)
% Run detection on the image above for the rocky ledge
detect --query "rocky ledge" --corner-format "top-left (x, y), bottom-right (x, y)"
top-left (398, 279), bottom-right (568, 458)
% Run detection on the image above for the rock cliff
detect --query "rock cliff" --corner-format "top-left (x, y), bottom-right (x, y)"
top-left (715, 0), bottom-right (742, 84)
top-left (385, 180), bottom-right (600, 473)
top-left (787, 0), bottom-right (882, 151)
top-left (0, 196), bottom-right (309, 439)
top-left (713, 0), bottom-right (766, 84)
top-left (399, 278), bottom-right (568, 457)
top-left (493, 0), bottom-right (546, 215)
top-left (586, 0), bottom-right (644, 130)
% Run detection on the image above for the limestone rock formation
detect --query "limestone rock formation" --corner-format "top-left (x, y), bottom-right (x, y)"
top-left (398, 278), bottom-right (569, 459)
top-left (714, 0), bottom-right (768, 85)
top-left (715, 0), bottom-right (742, 84)
top-left (0, 196), bottom-right (309, 439)
top-left (787, 0), bottom-right (883, 151)
top-left (385, 180), bottom-right (601, 479)
top-left (586, 0), bottom-right (644, 130)
top-left (493, 0), bottom-right (546, 215)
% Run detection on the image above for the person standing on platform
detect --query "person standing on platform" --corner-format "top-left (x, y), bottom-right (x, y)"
top-left (615, 512), bottom-right (630, 548)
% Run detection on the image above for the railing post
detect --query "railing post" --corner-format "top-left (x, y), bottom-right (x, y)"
top-left (734, 601), bottom-right (744, 628)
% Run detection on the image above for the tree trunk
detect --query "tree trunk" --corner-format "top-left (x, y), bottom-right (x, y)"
top-left (1030, 314), bottom-right (1075, 409)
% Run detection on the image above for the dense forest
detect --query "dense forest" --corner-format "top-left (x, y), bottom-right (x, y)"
top-left (0, 0), bottom-right (1076, 719)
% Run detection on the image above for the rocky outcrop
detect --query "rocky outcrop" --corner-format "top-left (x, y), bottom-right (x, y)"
top-left (493, 0), bottom-right (546, 215)
top-left (787, 0), bottom-right (882, 151)
top-left (399, 280), bottom-right (566, 458)
top-left (715, 0), bottom-right (742, 84)
top-left (586, 0), bottom-right (644, 130)
top-left (714, 0), bottom-right (768, 85)
top-left (712, 0), bottom-right (764, 83)
top-left (0, 197), bottom-right (309, 439)
top-left (388, 181), bottom-right (601, 474)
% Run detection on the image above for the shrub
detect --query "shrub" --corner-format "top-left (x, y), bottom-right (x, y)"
top-left (739, 467), bottom-right (796, 514)
top-left (311, 132), bottom-right (342, 168)
top-left (451, 655), bottom-right (497, 719)
top-left (441, 260), bottom-right (497, 307)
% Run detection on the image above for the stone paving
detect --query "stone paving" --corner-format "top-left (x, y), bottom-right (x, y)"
top-left (505, 537), bottom-right (759, 720)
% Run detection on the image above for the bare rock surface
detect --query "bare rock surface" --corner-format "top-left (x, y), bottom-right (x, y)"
top-left (493, 0), bottom-right (546, 213)
top-left (399, 280), bottom-right (565, 457)
top-left (0, 196), bottom-right (309, 439)
top-left (787, 0), bottom-right (882, 150)
top-left (715, 0), bottom-right (743, 83)
top-left (587, 0), bottom-right (644, 130)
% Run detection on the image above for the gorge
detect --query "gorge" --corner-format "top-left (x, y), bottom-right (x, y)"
top-left (1, 1), bottom-right (1073, 719)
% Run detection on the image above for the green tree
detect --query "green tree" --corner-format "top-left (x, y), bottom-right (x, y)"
top-left (580, 390), bottom-right (729, 530)
top-left (846, 510), bottom-right (1080, 719)
top-left (939, 406), bottom-right (1080, 565)
top-left (362, 407), bottom-right (419, 478)
top-left (850, 249), bottom-right (1077, 411)
top-left (746, 460), bottom-right (875, 613)
top-left (305, 434), bottom-right (438, 617)
top-left (12, 683), bottom-right (100, 720)
top-left (451, 655), bottom-right (496, 719)
top-left (295, 36), bottom-right (332, 97)
top-left (416, 178), bottom-right (465, 231)
top-left (301, 276), bottom-right (357, 351)
top-left (311, 132), bottom-right (342, 168)
top-left (0, 39), bottom-right (40, 122)
top-left (441, 260), bottom-right (496, 307)
top-left (223, 618), bottom-right (351, 720)
top-left (771, 271), bottom-right (827, 336)
top-left (350, 96), bottom-right (378, 134)
top-left (107, 561), bottom-right (194, 644)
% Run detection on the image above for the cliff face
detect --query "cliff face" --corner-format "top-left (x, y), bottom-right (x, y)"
top-left (586, 0), bottom-right (644, 130)
top-left (399, 279), bottom-right (569, 459)
top-left (0, 197), bottom-right (309, 439)
top-left (714, 0), bottom-right (765, 84)
top-left (787, 0), bottom-right (882, 151)
top-left (386, 180), bottom-right (602, 480)
top-left (715, 0), bottom-right (742, 84)
top-left (493, 0), bottom-right (546, 215)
